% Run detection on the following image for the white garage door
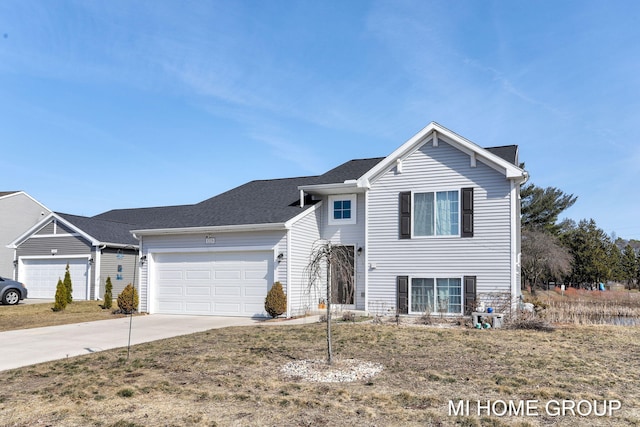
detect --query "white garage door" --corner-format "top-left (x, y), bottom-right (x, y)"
top-left (154, 251), bottom-right (272, 317)
top-left (22, 258), bottom-right (89, 300)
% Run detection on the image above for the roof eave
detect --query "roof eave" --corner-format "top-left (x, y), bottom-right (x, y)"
top-left (298, 181), bottom-right (367, 196)
top-left (131, 222), bottom-right (289, 237)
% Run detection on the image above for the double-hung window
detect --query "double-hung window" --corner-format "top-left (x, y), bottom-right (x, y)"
top-left (414, 190), bottom-right (459, 236)
top-left (410, 277), bottom-right (462, 314)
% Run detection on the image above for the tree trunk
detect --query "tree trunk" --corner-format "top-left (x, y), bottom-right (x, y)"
top-left (326, 258), bottom-right (333, 365)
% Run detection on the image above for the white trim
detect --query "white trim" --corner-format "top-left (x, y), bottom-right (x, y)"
top-left (407, 275), bottom-right (464, 315)
top-left (0, 191), bottom-right (50, 213)
top-left (286, 229), bottom-right (292, 318)
top-left (298, 182), bottom-right (367, 196)
top-left (411, 189), bottom-right (461, 238)
top-left (364, 190), bottom-right (370, 314)
top-left (147, 245), bottom-right (275, 254)
top-left (131, 223), bottom-right (287, 236)
top-left (8, 213), bottom-right (100, 248)
top-left (510, 180), bottom-right (519, 307)
top-left (284, 202), bottom-right (323, 228)
top-left (358, 122), bottom-right (528, 188)
top-left (328, 194), bottom-right (357, 226)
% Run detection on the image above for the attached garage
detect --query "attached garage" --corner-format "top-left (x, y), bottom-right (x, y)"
top-left (21, 258), bottom-right (89, 300)
top-left (152, 251), bottom-right (273, 317)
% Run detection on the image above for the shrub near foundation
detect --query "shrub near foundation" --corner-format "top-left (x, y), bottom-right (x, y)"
top-left (103, 276), bottom-right (113, 309)
top-left (264, 282), bottom-right (286, 318)
top-left (52, 279), bottom-right (67, 312)
top-left (117, 283), bottom-right (139, 314)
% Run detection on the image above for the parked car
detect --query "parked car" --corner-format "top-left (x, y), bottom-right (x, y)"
top-left (0, 277), bottom-right (28, 305)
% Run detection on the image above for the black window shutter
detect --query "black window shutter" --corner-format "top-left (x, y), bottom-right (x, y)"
top-left (463, 276), bottom-right (477, 315)
top-left (397, 276), bottom-right (409, 314)
top-left (461, 187), bottom-right (474, 237)
top-left (399, 192), bottom-right (411, 239)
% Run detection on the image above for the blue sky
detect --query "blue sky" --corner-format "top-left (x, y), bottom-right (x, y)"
top-left (2, 1), bottom-right (639, 238)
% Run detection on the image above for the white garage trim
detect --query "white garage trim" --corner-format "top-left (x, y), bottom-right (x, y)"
top-left (148, 248), bottom-right (275, 317)
top-left (19, 256), bottom-right (91, 300)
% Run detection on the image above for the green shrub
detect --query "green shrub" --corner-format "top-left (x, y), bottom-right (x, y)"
top-left (264, 281), bottom-right (286, 318)
top-left (117, 283), bottom-right (139, 314)
top-left (63, 263), bottom-right (73, 304)
top-left (52, 279), bottom-right (67, 312)
top-left (103, 276), bottom-right (113, 309)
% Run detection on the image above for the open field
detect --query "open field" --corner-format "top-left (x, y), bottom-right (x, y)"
top-left (0, 301), bottom-right (127, 332)
top-left (1, 321), bottom-right (639, 426)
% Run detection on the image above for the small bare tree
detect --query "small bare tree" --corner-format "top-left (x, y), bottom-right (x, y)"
top-left (305, 240), bottom-right (354, 365)
top-left (521, 229), bottom-right (572, 291)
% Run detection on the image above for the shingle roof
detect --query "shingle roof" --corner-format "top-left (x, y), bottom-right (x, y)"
top-left (56, 213), bottom-right (139, 246)
top-left (95, 157), bottom-right (386, 230)
top-left (485, 145), bottom-right (518, 165)
top-left (91, 145), bottom-right (516, 232)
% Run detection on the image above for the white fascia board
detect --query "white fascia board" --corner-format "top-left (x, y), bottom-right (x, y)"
top-left (284, 201), bottom-right (323, 229)
top-left (131, 222), bottom-right (288, 236)
top-left (7, 212), bottom-right (99, 248)
top-left (298, 182), bottom-right (366, 196)
top-left (0, 191), bottom-right (51, 213)
top-left (358, 122), bottom-right (528, 186)
top-left (100, 242), bottom-right (139, 249)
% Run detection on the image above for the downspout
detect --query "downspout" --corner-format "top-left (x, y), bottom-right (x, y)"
top-left (286, 228), bottom-right (292, 318)
top-left (95, 244), bottom-right (106, 300)
top-left (364, 190), bottom-right (370, 315)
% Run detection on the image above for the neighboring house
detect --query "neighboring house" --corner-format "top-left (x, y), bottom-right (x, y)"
top-left (8, 213), bottom-right (139, 300)
top-left (0, 191), bottom-right (51, 279)
top-left (95, 122), bottom-right (528, 318)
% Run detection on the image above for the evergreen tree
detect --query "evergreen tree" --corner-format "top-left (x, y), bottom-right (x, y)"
top-left (117, 283), bottom-right (139, 314)
top-left (63, 263), bottom-right (73, 304)
top-left (621, 245), bottom-right (638, 289)
top-left (561, 219), bottom-right (611, 286)
top-left (103, 276), bottom-right (113, 309)
top-left (521, 183), bottom-right (577, 234)
top-left (52, 279), bottom-right (67, 312)
top-left (264, 282), bottom-right (286, 318)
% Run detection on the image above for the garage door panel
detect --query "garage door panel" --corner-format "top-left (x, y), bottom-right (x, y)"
top-left (186, 270), bottom-right (211, 280)
top-left (185, 286), bottom-right (211, 296)
top-left (157, 270), bottom-right (183, 280)
top-left (244, 285), bottom-right (267, 297)
top-left (158, 286), bottom-right (183, 297)
top-left (154, 251), bottom-right (272, 316)
top-left (185, 302), bottom-right (212, 312)
top-left (215, 270), bottom-right (241, 280)
top-left (215, 285), bottom-right (241, 296)
top-left (22, 258), bottom-right (89, 300)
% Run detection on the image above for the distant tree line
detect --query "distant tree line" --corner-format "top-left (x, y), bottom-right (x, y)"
top-left (520, 181), bottom-right (640, 291)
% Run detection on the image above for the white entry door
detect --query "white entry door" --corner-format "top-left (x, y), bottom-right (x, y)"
top-left (21, 258), bottom-right (89, 300)
top-left (153, 251), bottom-right (272, 317)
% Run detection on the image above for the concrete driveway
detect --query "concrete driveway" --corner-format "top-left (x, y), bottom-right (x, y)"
top-left (0, 314), bottom-right (319, 372)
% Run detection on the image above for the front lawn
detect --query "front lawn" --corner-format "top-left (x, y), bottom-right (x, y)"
top-left (0, 301), bottom-right (126, 332)
top-left (1, 322), bottom-right (639, 426)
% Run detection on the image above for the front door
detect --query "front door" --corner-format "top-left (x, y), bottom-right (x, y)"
top-left (330, 245), bottom-right (354, 305)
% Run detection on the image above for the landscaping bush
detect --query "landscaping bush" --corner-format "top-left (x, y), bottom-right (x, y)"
top-left (117, 283), bottom-right (139, 314)
top-left (103, 276), bottom-right (113, 309)
top-left (52, 279), bottom-right (67, 312)
top-left (63, 263), bottom-right (73, 304)
top-left (264, 281), bottom-right (286, 318)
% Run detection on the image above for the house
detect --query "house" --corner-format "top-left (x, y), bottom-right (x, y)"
top-left (97, 122), bottom-right (527, 317)
top-left (0, 191), bottom-right (51, 278)
top-left (8, 213), bottom-right (139, 300)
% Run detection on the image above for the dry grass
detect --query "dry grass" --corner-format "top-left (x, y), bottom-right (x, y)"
top-left (525, 289), bottom-right (640, 325)
top-left (1, 322), bottom-right (640, 426)
top-left (0, 301), bottom-right (127, 332)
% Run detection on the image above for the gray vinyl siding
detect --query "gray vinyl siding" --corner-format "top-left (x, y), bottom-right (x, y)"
top-left (35, 221), bottom-right (56, 235)
top-left (321, 193), bottom-right (366, 310)
top-left (0, 193), bottom-right (50, 278)
top-left (366, 139), bottom-right (514, 313)
top-left (98, 249), bottom-right (139, 301)
top-left (289, 205), bottom-right (322, 316)
top-left (17, 235), bottom-right (91, 258)
top-left (139, 230), bottom-right (287, 313)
